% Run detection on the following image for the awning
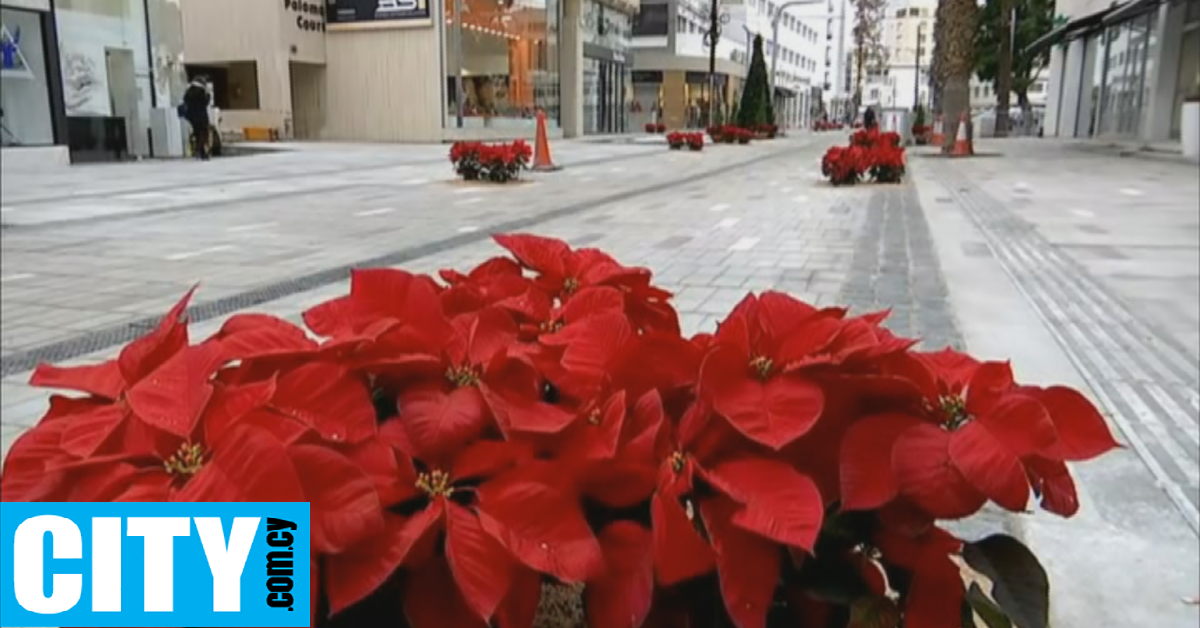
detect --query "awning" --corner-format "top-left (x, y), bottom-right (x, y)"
top-left (1103, 0), bottom-right (1159, 23)
top-left (1025, 3), bottom-right (1122, 54)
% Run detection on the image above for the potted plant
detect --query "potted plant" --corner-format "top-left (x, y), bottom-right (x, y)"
top-left (666, 131), bottom-right (685, 150)
top-left (644, 122), bottom-right (657, 134)
top-left (686, 132), bottom-right (704, 151)
top-left (734, 127), bottom-right (752, 144)
top-left (1183, 90), bottom-right (1200, 161)
top-left (868, 144), bottom-right (906, 183)
top-left (448, 140), bottom-right (532, 183)
top-left (655, 123), bottom-right (667, 133)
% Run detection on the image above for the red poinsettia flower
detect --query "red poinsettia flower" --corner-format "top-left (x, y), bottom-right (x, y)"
top-left (324, 430), bottom-right (602, 628)
top-left (698, 292), bottom-right (849, 450)
top-left (873, 501), bottom-right (966, 628)
top-left (493, 233), bottom-right (680, 334)
top-left (840, 349), bottom-right (1119, 518)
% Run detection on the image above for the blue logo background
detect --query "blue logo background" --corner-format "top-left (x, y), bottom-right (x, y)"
top-left (0, 502), bottom-right (310, 627)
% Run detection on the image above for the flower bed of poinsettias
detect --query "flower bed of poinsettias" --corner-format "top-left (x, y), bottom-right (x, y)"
top-left (450, 140), bottom-right (533, 183)
top-left (822, 129), bottom-right (907, 186)
top-left (1, 233), bottom-right (1117, 628)
top-left (667, 131), bottom-right (705, 151)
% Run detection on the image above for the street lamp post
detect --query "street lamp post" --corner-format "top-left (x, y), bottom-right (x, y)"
top-left (914, 21), bottom-right (925, 111)
top-left (769, 0), bottom-right (824, 126)
top-left (703, 0), bottom-right (731, 127)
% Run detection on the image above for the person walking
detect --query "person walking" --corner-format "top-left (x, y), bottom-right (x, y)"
top-left (862, 106), bottom-right (878, 130)
top-left (182, 76), bottom-right (212, 160)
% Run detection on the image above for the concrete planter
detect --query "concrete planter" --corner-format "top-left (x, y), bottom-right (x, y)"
top-left (1182, 101), bottom-right (1200, 160)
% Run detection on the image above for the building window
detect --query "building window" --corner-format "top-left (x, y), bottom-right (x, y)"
top-left (446, 0), bottom-right (561, 127)
top-left (633, 3), bottom-right (668, 35)
top-left (1, 7), bottom-right (55, 146)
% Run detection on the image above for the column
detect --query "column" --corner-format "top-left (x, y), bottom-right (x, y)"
top-left (1142, 2), bottom-right (1185, 142)
top-left (1044, 44), bottom-right (1066, 136)
top-left (560, 0), bottom-right (585, 138)
top-left (1058, 37), bottom-right (1087, 138)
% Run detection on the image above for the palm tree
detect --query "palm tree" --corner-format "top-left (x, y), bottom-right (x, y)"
top-left (934, 0), bottom-right (979, 152)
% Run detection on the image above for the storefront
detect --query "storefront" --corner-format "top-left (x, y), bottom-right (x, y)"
top-left (581, 0), bottom-right (633, 134)
top-left (1039, 0), bottom-right (1200, 149)
top-left (1, 0), bottom-right (67, 168)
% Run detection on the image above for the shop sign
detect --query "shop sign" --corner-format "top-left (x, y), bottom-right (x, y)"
top-left (1, 23), bottom-right (34, 79)
top-left (283, 0), bottom-right (326, 31)
top-left (327, 0), bottom-right (431, 23)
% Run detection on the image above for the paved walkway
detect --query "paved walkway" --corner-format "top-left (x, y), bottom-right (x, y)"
top-left (1, 135), bottom-right (1197, 627)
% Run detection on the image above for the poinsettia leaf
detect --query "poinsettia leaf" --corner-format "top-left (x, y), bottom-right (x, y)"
top-left (892, 424), bottom-right (987, 519)
top-left (400, 385), bottom-right (490, 460)
top-left (59, 404), bottom-right (128, 458)
top-left (125, 343), bottom-right (224, 437)
top-left (965, 582), bottom-right (1014, 628)
top-left (903, 553), bottom-right (965, 628)
top-left (271, 362), bottom-right (377, 444)
top-left (174, 422), bottom-right (306, 503)
top-left (700, 344), bottom-right (825, 450)
top-left (978, 395), bottom-right (1058, 458)
top-left (495, 565), bottom-right (543, 628)
top-left (1023, 456), bottom-right (1079, 517)
top-left (493, 233), bottom-right (569, 277)
top-left (214, 313), bottom-right (316, 362)
top-left (961, 534), bottom-right (1049, 628)
top-left (403, 556), bottom-right (490, 628)
top-left (650, 492), bottom-right (715, 585)
top-left (848, 595), bottom-right (901, 628)
top-left (203, 378), bottom-right (277, 445)
top-left (117, 285), bottom-right (197, 385)
top-left (446, 502), bottom-right (516, 622)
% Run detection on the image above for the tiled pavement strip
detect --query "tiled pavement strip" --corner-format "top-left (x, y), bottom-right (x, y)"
top-left (1, 134), bottom-right (968, 461)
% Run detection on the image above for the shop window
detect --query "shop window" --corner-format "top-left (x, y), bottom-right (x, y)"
top-left (445, 0), bottom-right (561, 128)
top-left (633, 3), bottom-right (668, 36)
top-left (186, 62), bottom-right (260, 110)
top-left (1, 7), bottom-right (55, 146)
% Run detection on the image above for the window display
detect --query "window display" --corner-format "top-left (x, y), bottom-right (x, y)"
top-left (445, 0), bottom-right (560, 129)
top-left (1, 7), bottom-right (55, 146)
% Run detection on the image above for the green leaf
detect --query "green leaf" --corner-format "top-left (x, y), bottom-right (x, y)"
top-left (961, 534), bottom-right (1049, 628)
top-left (849, 596), bottom-right (901, 628)
top-left (966, 582), bottom-right (1015, 628)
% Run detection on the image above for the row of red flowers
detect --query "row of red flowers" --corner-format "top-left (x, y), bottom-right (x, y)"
top-left (707, 125), bottom-right (755, 144)
top-left (822, 129), bottom-right (907, 186)
top-left (1, 233), bottom-right (1117, 628)
top-left (449, 140), bottom-right (533, 183)
top-left (812, 121), bottom-right (846, 132)
top-left (667, 131), bottom-right (705, 151)
top-left (644, 123), bottom-right (668, 133)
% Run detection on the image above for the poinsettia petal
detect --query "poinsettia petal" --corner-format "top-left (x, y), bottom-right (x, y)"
top-left (493, 233), bottom-right (570, 278)
top-left (700, 496), bottom-right (781, 628)
top-left (289, 444), bottom-right (384, 553)
top-left (117, 285), bottom-right (197, 385)
top-left (326, 505), bottom-right (444, 615)
top-left (949, 421), bottom-right (1031, 512)
top-left (586, 522), bottom-right (655, 628)
top-left (703, 458), bottom-right (824, 552)
top-left (701, 344), bottom-right (824, 450)
top-left (403, 556), bottom-right (490, 628)
top-left (964, 361), bottom-right (1015, 416)
top-left (496, 565), bottom-right (544, 628)
top-left (214, 313), bottom-right (317, 362)
top-left (978, 394), bottom-right (1058, 457)
top-left (59, 404), bottom-right (129, 458)
top-left (125, 343), bottom-right (224, 438)
top-left (400, 385), bottom-right (489, 460)
top-left (0, 420), bottom-right (73, 502)
top-left (477, 476), bottom-right (602, 583)
top-left (451, 439), bottom-right (533, 482)
top-left (903, 553), bottom-right (965, 628)
top-left (271, 362), bottom-right (376, 444)
top-left (447, 502), bottom-right (516, 622)
top-left (468, 308), bottom-right (520, 367)
top-left (1026, 386), bottom-right (1119, 461)
top-left (203, 378), bottom-right (277, 445)
top-left (29, 361), bottom-right (125, 399)
top-left (756, 291), bottom-right (820, 339)
top-left (651, 492), bottom-right (715, 585)
top-left (173, 422), bottom-right (306, 503)
top-left (839, 413), bottom-right (923, 511)
top-left (1024, 455), bottom-right (1080, 517)
top-left (892, 424), bottom-right (987, 520)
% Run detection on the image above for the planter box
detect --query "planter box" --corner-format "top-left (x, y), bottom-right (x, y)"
top-left (1182, 101), bottom-right (1200, 161)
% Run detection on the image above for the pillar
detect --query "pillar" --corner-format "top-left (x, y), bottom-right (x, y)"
top-left (1142, 2), bottom-right (1185, 142)
top-left (661, 72), bottom-right (687, 129)
top-left (1044, 44), bottom-right (1066, 136)
top-left (561, 0), bottom-right (584, 137)
top-left (1058, 37), bottom-right (1088, 138)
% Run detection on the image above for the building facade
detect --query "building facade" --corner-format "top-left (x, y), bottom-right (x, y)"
top-left (876, 0), bottom-right (933, 110)
top-left (2, 0), bottom-right (187, 168)
top-left (1038, 0), bottom-right (1199, 149)
top-left (179, 0), bottom-right (637, 142)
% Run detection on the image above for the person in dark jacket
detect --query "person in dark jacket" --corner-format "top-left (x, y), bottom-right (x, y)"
top-left (862, 106), bottom-right (877, 130)
top-left (182, 77), bottom-right (212, 160)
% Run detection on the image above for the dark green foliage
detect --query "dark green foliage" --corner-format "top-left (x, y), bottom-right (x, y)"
top-left (738, 35), bottom-right (773, 127)
top-left (973, 0), bottom-right (1056, 105)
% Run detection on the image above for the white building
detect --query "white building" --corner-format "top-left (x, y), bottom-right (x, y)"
top-left (630, 0), bottom-right (830, 129)
top-left (1036, 0), bottom-right (1199, 152)
top-left (877, 0), bottom-right (936, 110)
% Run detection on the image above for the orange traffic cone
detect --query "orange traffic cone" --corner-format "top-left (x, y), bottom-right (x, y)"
top-left (930, 114), bottom-right (945, 147)
top-left (951, 112), bottom-right (973, 156)
top-left (531, 109), bottom-right (561, 172)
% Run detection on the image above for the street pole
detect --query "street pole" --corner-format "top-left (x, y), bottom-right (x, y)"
top-left (709, 0), bottom-right (719, 127)
top-left (913, 21), bottom-right (923, 110)
top-left (453, 0), bottom-right (465, 128)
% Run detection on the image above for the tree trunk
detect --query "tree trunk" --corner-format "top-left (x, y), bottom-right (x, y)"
top-left (994, 0), bottom-right (1013, 137)
top-left (1016, 89), bottom-right (1032, 136)
top-left (930, 0), bottom-right (950, 115)
top-left (939, 0), bottom-right (979, 153)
